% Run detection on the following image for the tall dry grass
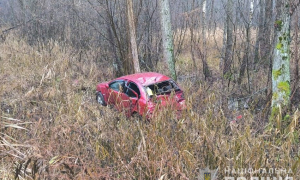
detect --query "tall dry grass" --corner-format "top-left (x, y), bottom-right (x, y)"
top-left (0, 34), bottom-right (300, 179)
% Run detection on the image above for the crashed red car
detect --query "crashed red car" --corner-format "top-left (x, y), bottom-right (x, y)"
top-left (96, 72), bottom-right (185, 118)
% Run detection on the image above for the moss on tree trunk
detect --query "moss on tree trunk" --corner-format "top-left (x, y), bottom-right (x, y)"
top-left (271, 0), bottom-right (291, 121)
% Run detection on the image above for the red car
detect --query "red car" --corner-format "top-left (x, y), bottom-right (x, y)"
top-left (96, 72), bottom-right (185, 118)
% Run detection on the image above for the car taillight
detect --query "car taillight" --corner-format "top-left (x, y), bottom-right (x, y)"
top-left (176, 92), bottom-right (184, 101)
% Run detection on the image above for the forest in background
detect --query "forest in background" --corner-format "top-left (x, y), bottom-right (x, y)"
top-left (1, 0), bottom-right (300, 179)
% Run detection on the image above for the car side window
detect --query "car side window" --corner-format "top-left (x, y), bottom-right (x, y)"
top-left (126, 89), bottom-right (137, 98)
top-left (126, 82), bottom-right (140, 98)
top-left (109, 81), bottom-right (125, 92)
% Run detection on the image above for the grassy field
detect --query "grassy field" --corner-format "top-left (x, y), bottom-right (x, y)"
top-left (1, 35), bottom-right (300, 179)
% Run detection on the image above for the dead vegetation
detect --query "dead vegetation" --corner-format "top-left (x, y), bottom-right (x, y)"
top-left (1, 35), bottom-right (300, 179)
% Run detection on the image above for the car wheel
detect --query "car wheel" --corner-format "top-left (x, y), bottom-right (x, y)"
top-left (96, 92), bottom-right (107, 106)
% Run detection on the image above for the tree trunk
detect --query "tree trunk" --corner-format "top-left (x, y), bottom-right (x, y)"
top-left (126, 0), bottom-right (140, 73)
top-left (201, 0), bottom-right (211, 80)
top-left (105, 0), bottom-right (124, 77)
top-left (292, 10), bottom-right (299, 99)
top-left (254, 0), bottom-right (265, 65)
top-left (189, 0), bottom-right (197, 74)
top-left (158, 0), bottom-right (177, 81)
top-left (220, 0), bottom-right (234, 112)
top-left (261, 0), bottom-right (273, 68)
top-left (223, 0), bottom-right (234, 82)
top-left (208, 0), bottom-right (214, 31)
top-left (238, 0), bottom-right (254, 92)
top-left (107, 23), bottom-right (123, 77)
top-left (271, 0), bottom-right (291, 115)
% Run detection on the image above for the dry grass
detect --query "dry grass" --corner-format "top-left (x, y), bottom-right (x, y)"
top-left (1, 34), bottom-right (300, 179)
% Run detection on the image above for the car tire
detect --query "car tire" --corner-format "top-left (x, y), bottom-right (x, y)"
top-left (96, 92), bottom-right (107, 106)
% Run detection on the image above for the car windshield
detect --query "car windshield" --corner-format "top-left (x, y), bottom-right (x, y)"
top-left (145, 80), bottom-right (180, 97)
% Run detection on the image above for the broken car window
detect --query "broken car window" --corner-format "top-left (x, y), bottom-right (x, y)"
top-left (145, 80), bottom-right (180, 96)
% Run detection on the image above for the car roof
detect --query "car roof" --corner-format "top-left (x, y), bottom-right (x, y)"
top-left (117, 72), bottom-right (171, 86)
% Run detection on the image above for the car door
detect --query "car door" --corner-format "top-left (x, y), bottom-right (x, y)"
top-left (121, 82), bottom-right (140, 116)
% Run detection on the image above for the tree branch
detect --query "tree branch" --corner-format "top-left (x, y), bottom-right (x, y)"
top-left (1, 19), bottom-right (34, 34)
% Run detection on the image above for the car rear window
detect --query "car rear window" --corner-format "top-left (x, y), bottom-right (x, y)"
top-left (145, 80), bottom-right (180, 96)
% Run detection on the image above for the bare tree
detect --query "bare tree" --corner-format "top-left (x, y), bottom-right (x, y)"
top-left (200, 0), bottom-right (211, 80)
top-left (254, 0), bottom-right (265, 65)
top-left (138, 0), bottom-right (159, 71)
top-left (238, 0), bottom-right (254, 92)
top-left (188, 0), bottom-right (198, 74)
top-left (223, 0), bottom-right (234, 83)
top-left (158, 0), bottom-right (177, 81)
top-left (126, 0), bottom-right (140, 73)
top-left (262, 0), bottom-right (273, 68)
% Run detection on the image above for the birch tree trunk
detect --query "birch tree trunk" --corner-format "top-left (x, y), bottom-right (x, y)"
top-left (158, 0), bottom-right (177, 81)
top-left (126, 0), bottom-right (140, 73)
top-left (271, 0), bottom-right (291, 114)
